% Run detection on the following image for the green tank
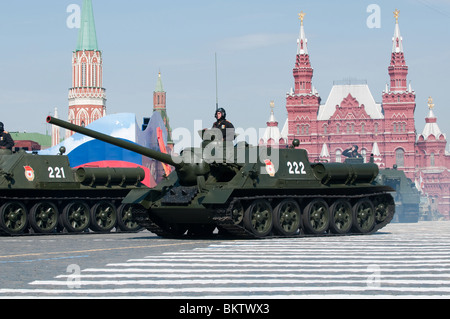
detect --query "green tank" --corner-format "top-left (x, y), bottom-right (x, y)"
top-left (48, 116), bottom-right (396, 239)
top-left (0, 147), bottom-right (146, 235)
top-left (376, 165), bottom-right (420, 223)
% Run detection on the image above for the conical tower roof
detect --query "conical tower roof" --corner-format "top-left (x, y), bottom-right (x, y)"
top-left (419, 97), bottom-right (446, 141)
top-left (76, 0), bottom-right (99, 51)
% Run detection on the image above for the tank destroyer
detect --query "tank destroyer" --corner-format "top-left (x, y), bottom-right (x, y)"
top-left (48, 116), bottom-right (396, 239)
top-left (0, 147), bottom-right (145, 235)
top-left (376, 165), bottom-right (420, 223)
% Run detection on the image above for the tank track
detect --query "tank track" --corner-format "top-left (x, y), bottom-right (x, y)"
top-left (214, 193), bottom-right (395, 239)
top-left (133, 192), bottom-right (395, 239)
top-left (0, 194), bottom-right (142, 236)
top-left (132, 206), bottom-right (180, 239)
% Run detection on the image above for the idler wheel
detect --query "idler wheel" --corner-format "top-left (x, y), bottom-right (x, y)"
top-left (329, 199), bottom-right (353, 234)
top-left (62, 201), bottom-right (91, 233)
top-left (29, 201), bottom-right (59, 233)
top-left (302, 199), bottom-right (330, 234)
top-left (352, 198), bottom-right (375, 233)
top-left (230, 200), bottom-right (244, 225)
top-left (273, 199), bottom-right (301, 236)
top-left (244, 199), bottom-right (273, 238)
top-left (90, 201), bottom-right (117, 232)
top-left (0, 201), bottom-right (28, 235)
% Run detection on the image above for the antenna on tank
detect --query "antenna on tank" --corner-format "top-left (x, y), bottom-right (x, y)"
top-left (215, 52), bottom-right (219, 111)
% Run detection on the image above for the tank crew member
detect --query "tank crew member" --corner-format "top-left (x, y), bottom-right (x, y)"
top-left (0, 122), bottom-right (14, 151)
top-left (212, 108), bottom-right (235, 141)
top-left (343, 145), bottom-right (362, 158)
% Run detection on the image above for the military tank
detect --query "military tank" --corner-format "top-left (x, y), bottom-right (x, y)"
top-left (48, 116), bottom-right (396, 239)
top-left (376, 165), bottom-right (420, 223)
top-left (0, 147), bottom-right (146, 236)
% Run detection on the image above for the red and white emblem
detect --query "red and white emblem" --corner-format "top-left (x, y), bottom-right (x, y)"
top-left (24, 166), bottom-right (35, 182)
top-left (264, 159), bottom-right (276, 177)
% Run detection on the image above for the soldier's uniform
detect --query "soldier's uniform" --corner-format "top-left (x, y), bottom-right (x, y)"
top-left (212, 108), bottom-right (235, 141)
top-left (0, 122), bottom-right (15, 151)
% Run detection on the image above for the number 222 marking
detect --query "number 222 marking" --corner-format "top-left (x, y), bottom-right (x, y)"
top-left (287, 161), bottom-right (306, 175)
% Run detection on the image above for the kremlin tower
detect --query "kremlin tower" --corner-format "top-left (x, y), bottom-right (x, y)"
top-left (66, 0), bottom-right (106, 137)
top-left (285, 12), bottom-right (321, 153)
top-left (381, 9), bottom-right (417, 175)
top-left (260, 101), bottom-right (286, 146)
top-left (416, 98), bottom-right (450, 216)
top-left (153, 72), bottom-right (174, 152)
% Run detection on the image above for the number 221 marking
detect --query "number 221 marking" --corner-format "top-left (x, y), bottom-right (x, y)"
top-left (287, 161), bottom-right (306, 175)
top-left (48, 167), bottom-right (66, 179)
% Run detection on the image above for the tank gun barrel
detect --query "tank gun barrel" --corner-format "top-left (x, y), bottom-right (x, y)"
top-left (46, 116), bottom-right (182, 169)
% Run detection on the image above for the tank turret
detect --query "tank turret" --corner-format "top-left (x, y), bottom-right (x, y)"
top-left (47, 116), bottom-right (396, 239)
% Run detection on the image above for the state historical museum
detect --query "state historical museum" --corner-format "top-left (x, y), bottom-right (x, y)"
top-left (272, 11), bottom-right (449, 218)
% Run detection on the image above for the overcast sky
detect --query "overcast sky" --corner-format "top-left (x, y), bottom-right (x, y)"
top-left (1, 0), bottom-right (449, 150)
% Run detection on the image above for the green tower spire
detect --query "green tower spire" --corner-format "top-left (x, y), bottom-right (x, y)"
top-left (155, 72), bottom-right (164, 92)
top-left (76, 0), bottom-right (99, 51)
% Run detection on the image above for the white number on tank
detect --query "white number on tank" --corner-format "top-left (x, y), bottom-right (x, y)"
top-left (48, 167), bottom-right (66, 179)
top-left (287, 161), bottom-right (306, 175)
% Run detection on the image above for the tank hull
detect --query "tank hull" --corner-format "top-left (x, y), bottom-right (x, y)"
top-left (0, 151), bottom-right (146, 236)
top-left (128, 184), bottom-right (395, 239)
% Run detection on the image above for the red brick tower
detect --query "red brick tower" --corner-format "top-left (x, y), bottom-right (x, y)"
top-left (381, 9), bottom-right (416, 174)
top-left (153, 72), bottom-right (173, 152)
top-left (285, 12), bottom-right (321, 156)
top-left (67, 0), bottom-right (106, 137)
top-left (416, 98), bottom-right (450, 218)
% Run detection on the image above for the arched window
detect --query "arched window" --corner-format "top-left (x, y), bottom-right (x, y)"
top-left (93, 63), bottom-right (97, 87)
top-left (82, 63), bottom-right (86, 87)
top-left (395, 148), bottom-right (405, 167)
top-left (336, 150), bottom-right (342, 163)
top-left (430, 153), bottom-right (435, 167)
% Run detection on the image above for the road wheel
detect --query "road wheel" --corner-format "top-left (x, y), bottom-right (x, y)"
top-left (117, 204), bottom-right (142, 232)
top-left (273, 199), bottom-right (301, 236)
top-left (373, 195), bottom-right (394, 224)
top-left (352, 199), bottom-right (375, 233)
top-left (303, 199), bottom-right (330, 234)
top-left (0, 201), bottom-right (28, 235)
top-left (329, 199), bottom-right (353, 234)
top-left (244, 199), bottom-right (273, 238)
top-left (90, 201), bottom-right (117, 232)
top-left (62, 201), bottom-right (90, 233)
top-left (29, 201), bottom-right (59, 233)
